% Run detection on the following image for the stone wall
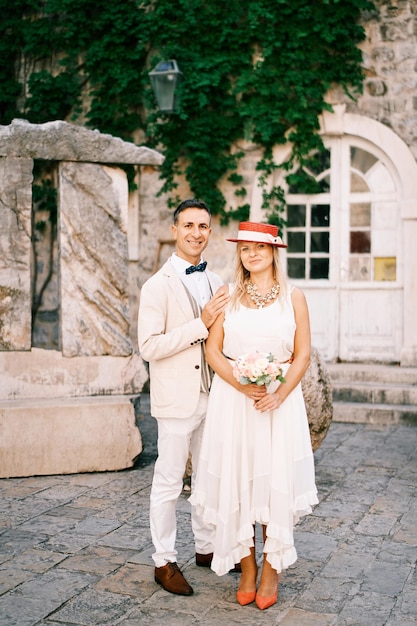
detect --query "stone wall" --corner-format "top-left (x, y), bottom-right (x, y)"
top-left (288, 1), bottom-right (417, 162)
top-left (353, 0), bottom-right (417, 161)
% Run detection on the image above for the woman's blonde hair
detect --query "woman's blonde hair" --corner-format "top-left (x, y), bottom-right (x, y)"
top-left (229, 243), bottom-right (287, 309)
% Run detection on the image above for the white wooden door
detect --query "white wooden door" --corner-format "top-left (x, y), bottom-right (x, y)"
top-left (283, 137), bottom-right (402, 363)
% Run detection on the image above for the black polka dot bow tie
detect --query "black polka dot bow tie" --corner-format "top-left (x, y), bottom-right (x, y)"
top-left (185, 261), bottom-right (207, 275)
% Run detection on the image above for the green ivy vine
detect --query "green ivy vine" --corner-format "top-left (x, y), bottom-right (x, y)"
top-left (0, 0), bottom-right (375, 225)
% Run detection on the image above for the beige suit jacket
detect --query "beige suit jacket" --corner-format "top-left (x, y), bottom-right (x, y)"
top-left (138, 259), bottom-right (223, 418)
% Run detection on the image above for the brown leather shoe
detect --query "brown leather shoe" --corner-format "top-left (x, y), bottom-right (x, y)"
top-left (195, 552), bottom-right (241, 572)
top-left (230, 563), bottom-right (242, 573)
top-left (154, 562), bottom-right (193, 595)
top-left (195, 552), bottom-right (213, 567)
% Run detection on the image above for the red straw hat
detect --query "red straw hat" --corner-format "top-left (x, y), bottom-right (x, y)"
top-left (226, 221), bottom-right (287, 247)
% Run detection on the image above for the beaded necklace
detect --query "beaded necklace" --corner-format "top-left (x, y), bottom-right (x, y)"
top-left (246, 280), bottom-right (280, 308)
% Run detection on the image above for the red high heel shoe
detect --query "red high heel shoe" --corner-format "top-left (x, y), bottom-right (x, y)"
top-left (236, 589), bottom-right (256, 606)
top-left (255, 587), bottom-right (278, 610)
top-left (236, 558), bottom-right (258, 606)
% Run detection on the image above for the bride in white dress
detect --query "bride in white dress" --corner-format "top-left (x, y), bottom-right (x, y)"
top-left (190, 221), bottom-right (318, 611)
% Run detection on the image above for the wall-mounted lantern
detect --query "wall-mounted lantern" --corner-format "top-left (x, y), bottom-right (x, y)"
top-left (148, 60), bottom-right (183, 113)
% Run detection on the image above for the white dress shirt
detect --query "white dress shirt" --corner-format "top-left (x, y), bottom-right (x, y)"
top-left (170, 253), bottom-right (211, 308)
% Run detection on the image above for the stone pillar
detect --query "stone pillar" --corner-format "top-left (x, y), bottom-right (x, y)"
top-left (0, 157), bottom-right (32, 351)
top-left (59, 162), bottom-right (132, 357)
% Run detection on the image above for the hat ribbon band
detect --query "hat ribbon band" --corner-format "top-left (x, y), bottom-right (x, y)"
top-left (237, 230), bottom-right (280, 245)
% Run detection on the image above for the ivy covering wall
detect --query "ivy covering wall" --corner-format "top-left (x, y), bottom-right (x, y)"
top-left (0, 0), bottom-right (374, 224)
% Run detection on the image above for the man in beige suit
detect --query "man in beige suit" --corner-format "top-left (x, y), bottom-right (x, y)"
top-left (138, 199), bottom-right (229, 596)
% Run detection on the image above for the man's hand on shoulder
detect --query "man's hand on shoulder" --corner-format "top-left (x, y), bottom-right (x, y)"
top-left (201, 285), bottom-right (230, 329)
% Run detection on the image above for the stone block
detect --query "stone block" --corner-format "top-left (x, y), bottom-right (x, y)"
top-left (302, 347), bottom-right (334, 452)
top-left (0, 119), bottom-right (164, 165)
top-left (0, 348), bottom-right (148, 400)
top-left (0, 396), bottom-right (142, 478)
top-left (59, 162), bottom-right (132, 357)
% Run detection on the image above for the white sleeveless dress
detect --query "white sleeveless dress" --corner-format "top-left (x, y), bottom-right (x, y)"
top-left (190, 287), bottom-right (318, 576)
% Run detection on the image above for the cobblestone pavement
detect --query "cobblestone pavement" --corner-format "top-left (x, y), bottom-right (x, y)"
top-left (1, 394), bottom-right (416, 626)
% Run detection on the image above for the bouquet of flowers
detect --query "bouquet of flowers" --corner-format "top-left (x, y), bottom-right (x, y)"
top-left (232, 351), bottom-right (286, 386)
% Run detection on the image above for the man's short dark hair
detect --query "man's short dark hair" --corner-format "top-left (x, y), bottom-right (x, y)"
top-left (173, 198), bottom-right (211, 224)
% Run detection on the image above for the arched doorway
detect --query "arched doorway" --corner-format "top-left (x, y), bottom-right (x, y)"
top-left (251, 107), bottom-right (417, 364)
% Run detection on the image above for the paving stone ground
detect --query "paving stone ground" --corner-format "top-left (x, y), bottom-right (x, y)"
top-left (0, 394), bottom-right (416, 626)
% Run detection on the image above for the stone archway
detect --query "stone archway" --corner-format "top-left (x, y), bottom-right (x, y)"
top-left (0, 119), bottom-right (164, 478)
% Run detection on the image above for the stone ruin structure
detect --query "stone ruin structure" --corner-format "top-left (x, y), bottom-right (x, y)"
top-left (0, 119), bottom-right (164, 478)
